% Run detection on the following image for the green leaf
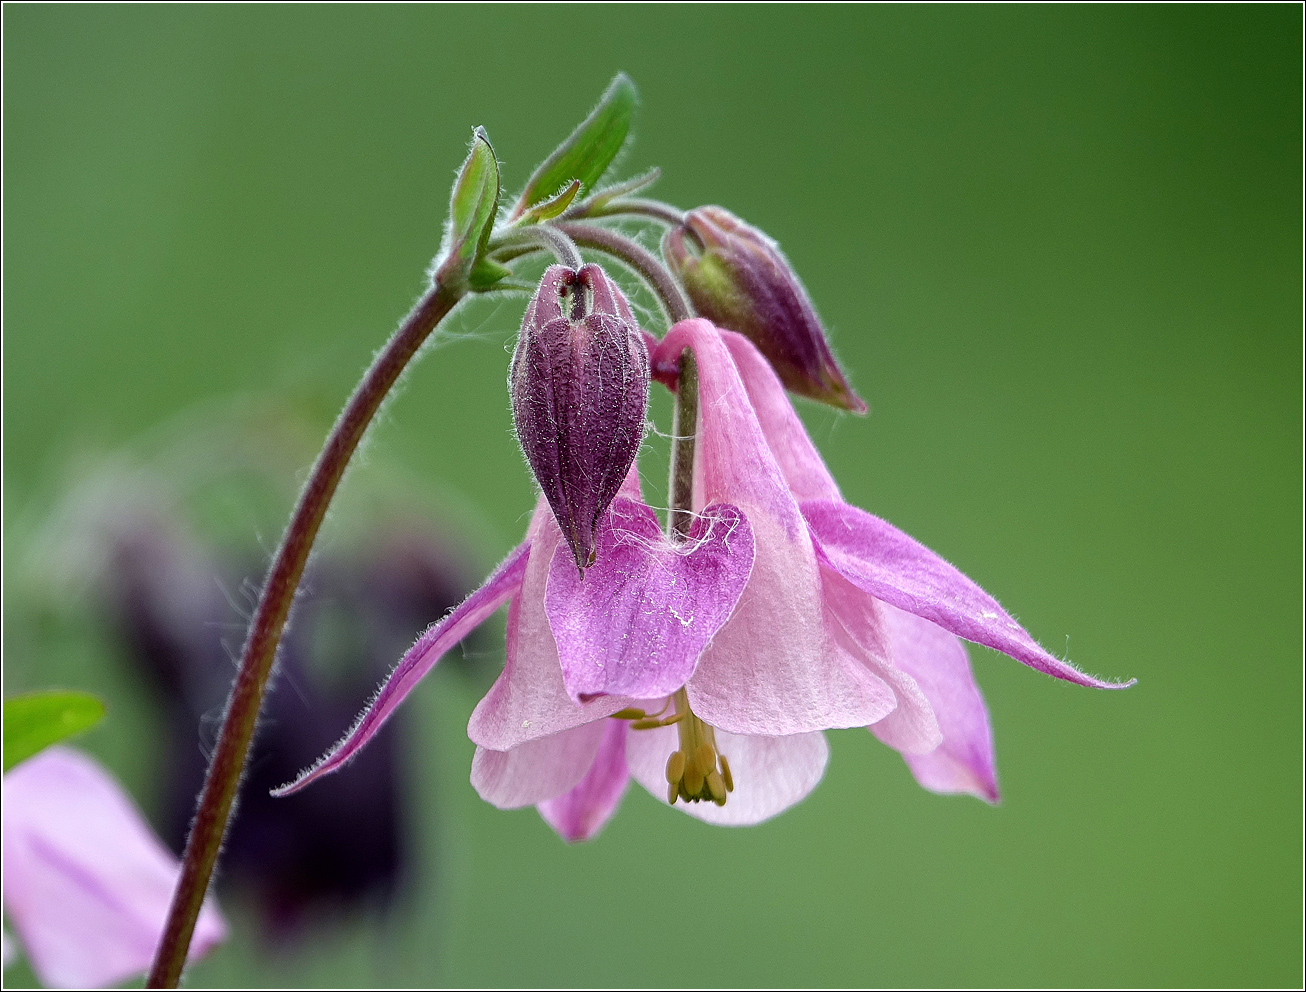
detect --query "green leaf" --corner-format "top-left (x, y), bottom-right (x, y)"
top-left (436, 126), bottom-right (501, 288)
top-left (511, 74), bottom-right (637, 219)
top-left (517, 178), bottom-right (582, 225)
top-left (4, 691), bottom-right (106, 772)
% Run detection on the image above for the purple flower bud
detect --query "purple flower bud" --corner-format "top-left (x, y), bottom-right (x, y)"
top-left (511, 264), bottom-right (649, 571)
top-left (663, 206), bottom-right (868, 414)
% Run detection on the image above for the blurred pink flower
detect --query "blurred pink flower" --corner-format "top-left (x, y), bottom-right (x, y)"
top-left (279, 320), bottom-right (1131, 841)
top-left (2, 747), bottom-right (226, 988)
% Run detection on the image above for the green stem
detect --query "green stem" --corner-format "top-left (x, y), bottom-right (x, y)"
top-left (668, 347), bottom-right (698, 540)
top-left (146, 280), bottom-right (463, 988)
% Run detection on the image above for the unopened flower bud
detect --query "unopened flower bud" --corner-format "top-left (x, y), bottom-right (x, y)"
top-left (511, 264), bottom-right (649, 571)
top-left (663, 206), bottom-right (867, 413)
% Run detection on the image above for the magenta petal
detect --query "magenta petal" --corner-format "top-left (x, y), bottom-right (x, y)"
top-left (1, 748), bottom-right (226, 989)
top-left (470, 720), bottom-right (608, 809)
top-left (656, 321), bottom-right (897, 735)
top-left (273, 540), bottom-right (531, 796)
top-left (721, 330), bottom-right (842, 502)
top-left (877, 605), bottom-right (1000, 803)
top-left (546, 498), bottom-right (754, 702)
top-left (537, 719), bottom-right (631, 842)
top-left (625, 722), bottom-right (829, 826)
top-left (802, 498), bottom-right (1135, 690)
top-left (468, 501), bottom-right (635, 750)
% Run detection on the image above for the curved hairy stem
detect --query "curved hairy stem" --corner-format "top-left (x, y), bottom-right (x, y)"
top-left (146, 280), bottom-right (463, 988)
top-left (552, 221), bottom-right (693, 325)
top-left (579, 197), bottom-right (687, 227)
top-left (489, 224), bottom-right (584, 269)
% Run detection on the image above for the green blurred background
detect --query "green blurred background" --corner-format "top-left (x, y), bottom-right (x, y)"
top-left (4, 5), bottom-right (1300, 988)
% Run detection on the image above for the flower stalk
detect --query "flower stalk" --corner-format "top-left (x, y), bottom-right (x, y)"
top-left (553, 221), bottom-right (693, 325)
top-left (146, 280), bottom-right (462, 989)
top-left (668, 347), bottom-right (698, 540)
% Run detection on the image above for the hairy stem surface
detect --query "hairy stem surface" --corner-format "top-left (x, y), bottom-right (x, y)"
top-left (553, 221), bottom-right (693, 325)
top-left (147, 282), bottom-right (461, 988)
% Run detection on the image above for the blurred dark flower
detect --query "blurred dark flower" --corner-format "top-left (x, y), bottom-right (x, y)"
top-left (100, 510), bottom-right (480, 940)
top-left (23, 400), bottom-right (488, 944)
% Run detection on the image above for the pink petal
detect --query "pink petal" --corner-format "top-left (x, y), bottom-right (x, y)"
top-left (468, 500), bottom-right (634, 751)
top-left (537, 719), bottom-right (631, 842)
top-left (878, 605), bottom-right (1000, 803)
top-left (625, 721), bottom-right (829, 826)
top-left (802, 498), bottom-right (1136, 690)
top-left (470, 720), bottom-right (608, 809)
top-left (273, 538), bottom-right (531, 796)
top-left (721, 329), bottom-right (842, 502)
top-left (819, 565), bottom-right (943, 755)
top-left (546, 498), bottom-right (754, 702)
top-left (655, 320), bottom-right (898, 735)
top-left (1, 748), bottom-right (225, 989)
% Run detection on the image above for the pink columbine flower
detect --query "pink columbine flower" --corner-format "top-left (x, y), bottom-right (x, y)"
top-left (278, 317), bottom-right (1131, 840)
top-left (2, 747), bottom-right (226, 988)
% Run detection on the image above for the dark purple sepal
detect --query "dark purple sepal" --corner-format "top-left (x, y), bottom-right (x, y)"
top-left (511, 264), bottom-right (649, 571)
top-left (664, 206), bottom-right (867, 414)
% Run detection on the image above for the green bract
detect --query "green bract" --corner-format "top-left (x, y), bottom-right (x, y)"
top-left (517, 178), bottom-right (582, 225)
top-left (3, 691), bottom-right (106, 772)
top-left (511, 73), bottom-right (636, 220)
top-left (435, 126), bottom-right (501, 291)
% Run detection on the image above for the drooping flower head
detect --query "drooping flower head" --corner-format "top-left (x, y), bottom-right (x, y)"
top-left (278, 311), bottom-right (1132, 839)
top-left (510, 263), bottom-right (649, 571)
top-left (272, 78), bottom-right (1132, 842)
top-left (664, 205), bottom-right (867, 413)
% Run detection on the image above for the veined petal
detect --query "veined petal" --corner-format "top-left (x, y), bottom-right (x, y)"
top-left (273, 538), bottom-right (531, 796)
top-left (470, 721), bottom-right (608, 809)
top-left (655, 321), bottom-right (897, 735)
top-left (721, 329), bottom-right (841, 502)
top-left (626, 721), bottom-right (829, 826)
top-left (879, 605), bottom-right (1000, 803)
top-left (1, 748), bottom-right (226, 989)
top-left (537, 719), bottom-right (631, 841)
top-left (468, 500), bottom-right (634, 751)
top-left (819, 565), bottom-right (942, 755)
top-left (802, 498), bottom-right (1135, 689)
top-left (546, 498), bottom-right (754, 702)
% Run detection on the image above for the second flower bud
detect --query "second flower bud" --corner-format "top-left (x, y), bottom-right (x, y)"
top-left (511, 264), bottom-right (650, 572)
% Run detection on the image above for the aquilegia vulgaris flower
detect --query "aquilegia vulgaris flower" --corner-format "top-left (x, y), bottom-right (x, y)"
top-left (277, 281), bottom-right (1132, 839)
top-left (2, 747), bottom-right (225, 987)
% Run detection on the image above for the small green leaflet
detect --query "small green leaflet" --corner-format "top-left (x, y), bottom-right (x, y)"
top-left (517, 178), bottom-right (583, 226)
top-left (4, 691), bottom-right (106, 772)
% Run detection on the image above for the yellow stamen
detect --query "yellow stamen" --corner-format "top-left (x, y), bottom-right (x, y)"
top-left (682, 761), bottom-right (704, 797)
top-left (665, 750), bottom-right (686, 785)
top-left (706, 770), bottom-right (727, 805)
top-left (719, 753), bottom-right (734, 793)
top-left (666, 688), bottom-right (734, 806)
